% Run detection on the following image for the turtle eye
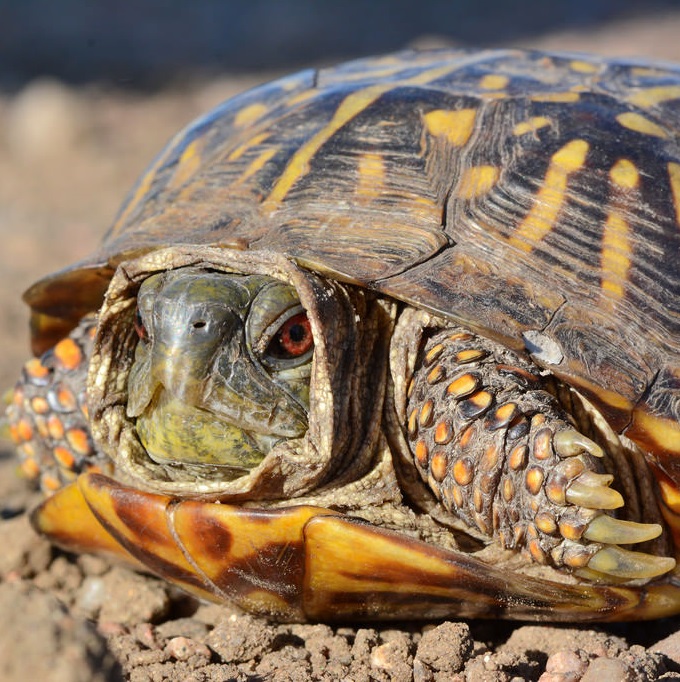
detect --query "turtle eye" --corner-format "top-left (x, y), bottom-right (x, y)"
top-left (267, 312), bottom-right (313, 360)
top-left (134, 307), bottom-right (149, 343)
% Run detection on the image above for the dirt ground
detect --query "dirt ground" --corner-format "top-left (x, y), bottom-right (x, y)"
top-left (3, 14), bottom-right (680, 682)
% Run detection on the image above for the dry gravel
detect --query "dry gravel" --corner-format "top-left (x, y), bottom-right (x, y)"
top-left (3, 14), bottom-right (680, 681)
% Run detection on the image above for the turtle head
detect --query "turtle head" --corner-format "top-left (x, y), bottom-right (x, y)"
top-left (125, 267), bottom-right (313, 478)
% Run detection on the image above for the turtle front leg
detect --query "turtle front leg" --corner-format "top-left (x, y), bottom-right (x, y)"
top-left (406, 327), bottom-right (675, 582)
top-left (6, 314), bottom-right (110, 493)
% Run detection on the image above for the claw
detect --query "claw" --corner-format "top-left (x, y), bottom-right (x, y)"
top-left (553, 429), bottom-right (604, 458)
top-left (565, 481), bottom-right (624, 510)
top-left (587, 545), bottom-right (676, 580)
top-left (583, 515), bottom-right (663, 545)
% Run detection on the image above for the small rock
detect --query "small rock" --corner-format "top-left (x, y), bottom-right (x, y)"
top-left (155, 617), bottom-right (210, 640)
top-left (371, 633), bottom-right (413, 682)
top-left (653, 630), bottom-right (680, 665)
top-left (165, 636), bottom-right (212, 663)
top-left (77, 553), bottom-right (111, 577)
top-left (132, 622), bottom-right (159, 649)
top-left (539, 650), bottom-right (588, 682)
top-left (415, 621), bottom-right (473, 674)
top-left (97, 566), bottom-right (170, 625)
top-left (74, 575), bottom-right (106, 618)
top-left (581, 657), bottom-right (632, 682)
top-left (206, 613), bottom-right (276, 663)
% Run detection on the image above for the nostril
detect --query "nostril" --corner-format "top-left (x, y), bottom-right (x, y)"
top-left (192, 321), bottom-right (207, 330)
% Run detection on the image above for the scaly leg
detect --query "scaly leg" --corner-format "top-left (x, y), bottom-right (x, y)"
top-left (406, 327), bottom-right (674, 581)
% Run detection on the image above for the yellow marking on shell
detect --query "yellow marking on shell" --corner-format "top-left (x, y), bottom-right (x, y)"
top-left (263, 86), bottom-right (387, 208)
top-left (263, 62), bottom-right (463, 209)
top-left (166, 139), bottom-right (206, 190)
top-left (513, 116), bottom-right (551, 136)
top-left (601, 159), bottom-right (637, 299)
top-left (631, 67), bottom-right (668, 78)
top-left (510, 139), bottom-right (589, 253)
top-left (356, 153), bottom-right (386, 199)
top-left (234, 102), bottom-right (269, 128)
top-left (616, 112), bottom-right (668, 138)
top-left (628, 85), bottom-right (680, 108)
top-left (457, 165), bottom-right (500, 199)
top-left (234, 147), bottom-right (278, 185)
top-left (530, 92), bottom-right (580, 103)
top-left (668, 162), bottom-right (680, 226)
top-left (569, 60), bottom-right (599, 74)
top-left (423, 108), bottom-right (477, 147)
top-left (227, 132), bottom-right (271, 161)
top-left (479, 74), bottom-right (509, 90)
top-left (610, 158), bottom-right (640, 190)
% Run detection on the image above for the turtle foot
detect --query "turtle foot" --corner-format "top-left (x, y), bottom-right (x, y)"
top-left (406, 326), bottom-right (675, 582)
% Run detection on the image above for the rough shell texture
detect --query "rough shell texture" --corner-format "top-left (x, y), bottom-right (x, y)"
top-left (24, 48), bottom-right (680, 460)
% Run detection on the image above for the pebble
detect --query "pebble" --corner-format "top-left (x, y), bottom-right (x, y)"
top-left (652, 630), bottom-right (680, 665)
top-left (165, 636), bottom-right (212, 663)
top-left (539, 650), bottom-right (588, 682)
top-left (580, 657), bottom-right (632, 682)
top-left (97, 566), bottom-right (170, 625)
top-left (415, 621), bottom-right (473, 674)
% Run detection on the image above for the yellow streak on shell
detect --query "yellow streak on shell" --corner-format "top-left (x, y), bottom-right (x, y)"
top-left (479, 74), bottom-right (509, 90)
top-left (423, 108), bottom-right (477, 147)
top-left (356, 153), bottom-right (386, 199)
top-left (263, 62), bottom-right (465, 209)
top-left (457, 165), bottom-right (500, 199)
top-left (234, 102), bottom-right (269, 128)
top-left (601, 159), bottom-right (638, 299)
top-left (569, 60), bottom-right (599, 74)
top-left (628, 85), bottom-right (680, 108)
top-left (530, 91), bottom-right (580, 103)
top-left (510, 139), bottom-right (589, 252)
top-left (616, 112), bottom-right (668, 138)
top-left (512, 116), bottom-right (551, 136)
top-left (667, 162), bottom-right (680, 226)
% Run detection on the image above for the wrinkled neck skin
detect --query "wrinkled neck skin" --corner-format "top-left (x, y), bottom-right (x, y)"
top-left (88, 245), bottom-right (404, 511)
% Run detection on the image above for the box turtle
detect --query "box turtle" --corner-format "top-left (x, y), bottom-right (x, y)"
top-left (6, 48), bottom-right (680, 622)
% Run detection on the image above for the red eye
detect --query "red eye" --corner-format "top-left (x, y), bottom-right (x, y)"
top-left (134, 308), bottom-right (148, 342)
top-left (271, 312), bottom-right (313, 359)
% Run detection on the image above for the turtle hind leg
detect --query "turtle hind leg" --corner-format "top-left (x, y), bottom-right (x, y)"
top-left (6, 314), bottom-right (110, 493)
top-left (406, 327), bottom-right (675, 582)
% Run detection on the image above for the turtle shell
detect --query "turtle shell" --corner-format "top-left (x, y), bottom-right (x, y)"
top-left (24, 48), bottom-right (680, 468)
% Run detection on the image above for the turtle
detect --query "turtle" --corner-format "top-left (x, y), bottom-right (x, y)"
top-left (5, 48), bottom-right (680, 623)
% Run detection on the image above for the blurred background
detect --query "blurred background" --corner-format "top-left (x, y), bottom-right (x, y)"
top-left (1, 0), bottom-right (680, 394)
